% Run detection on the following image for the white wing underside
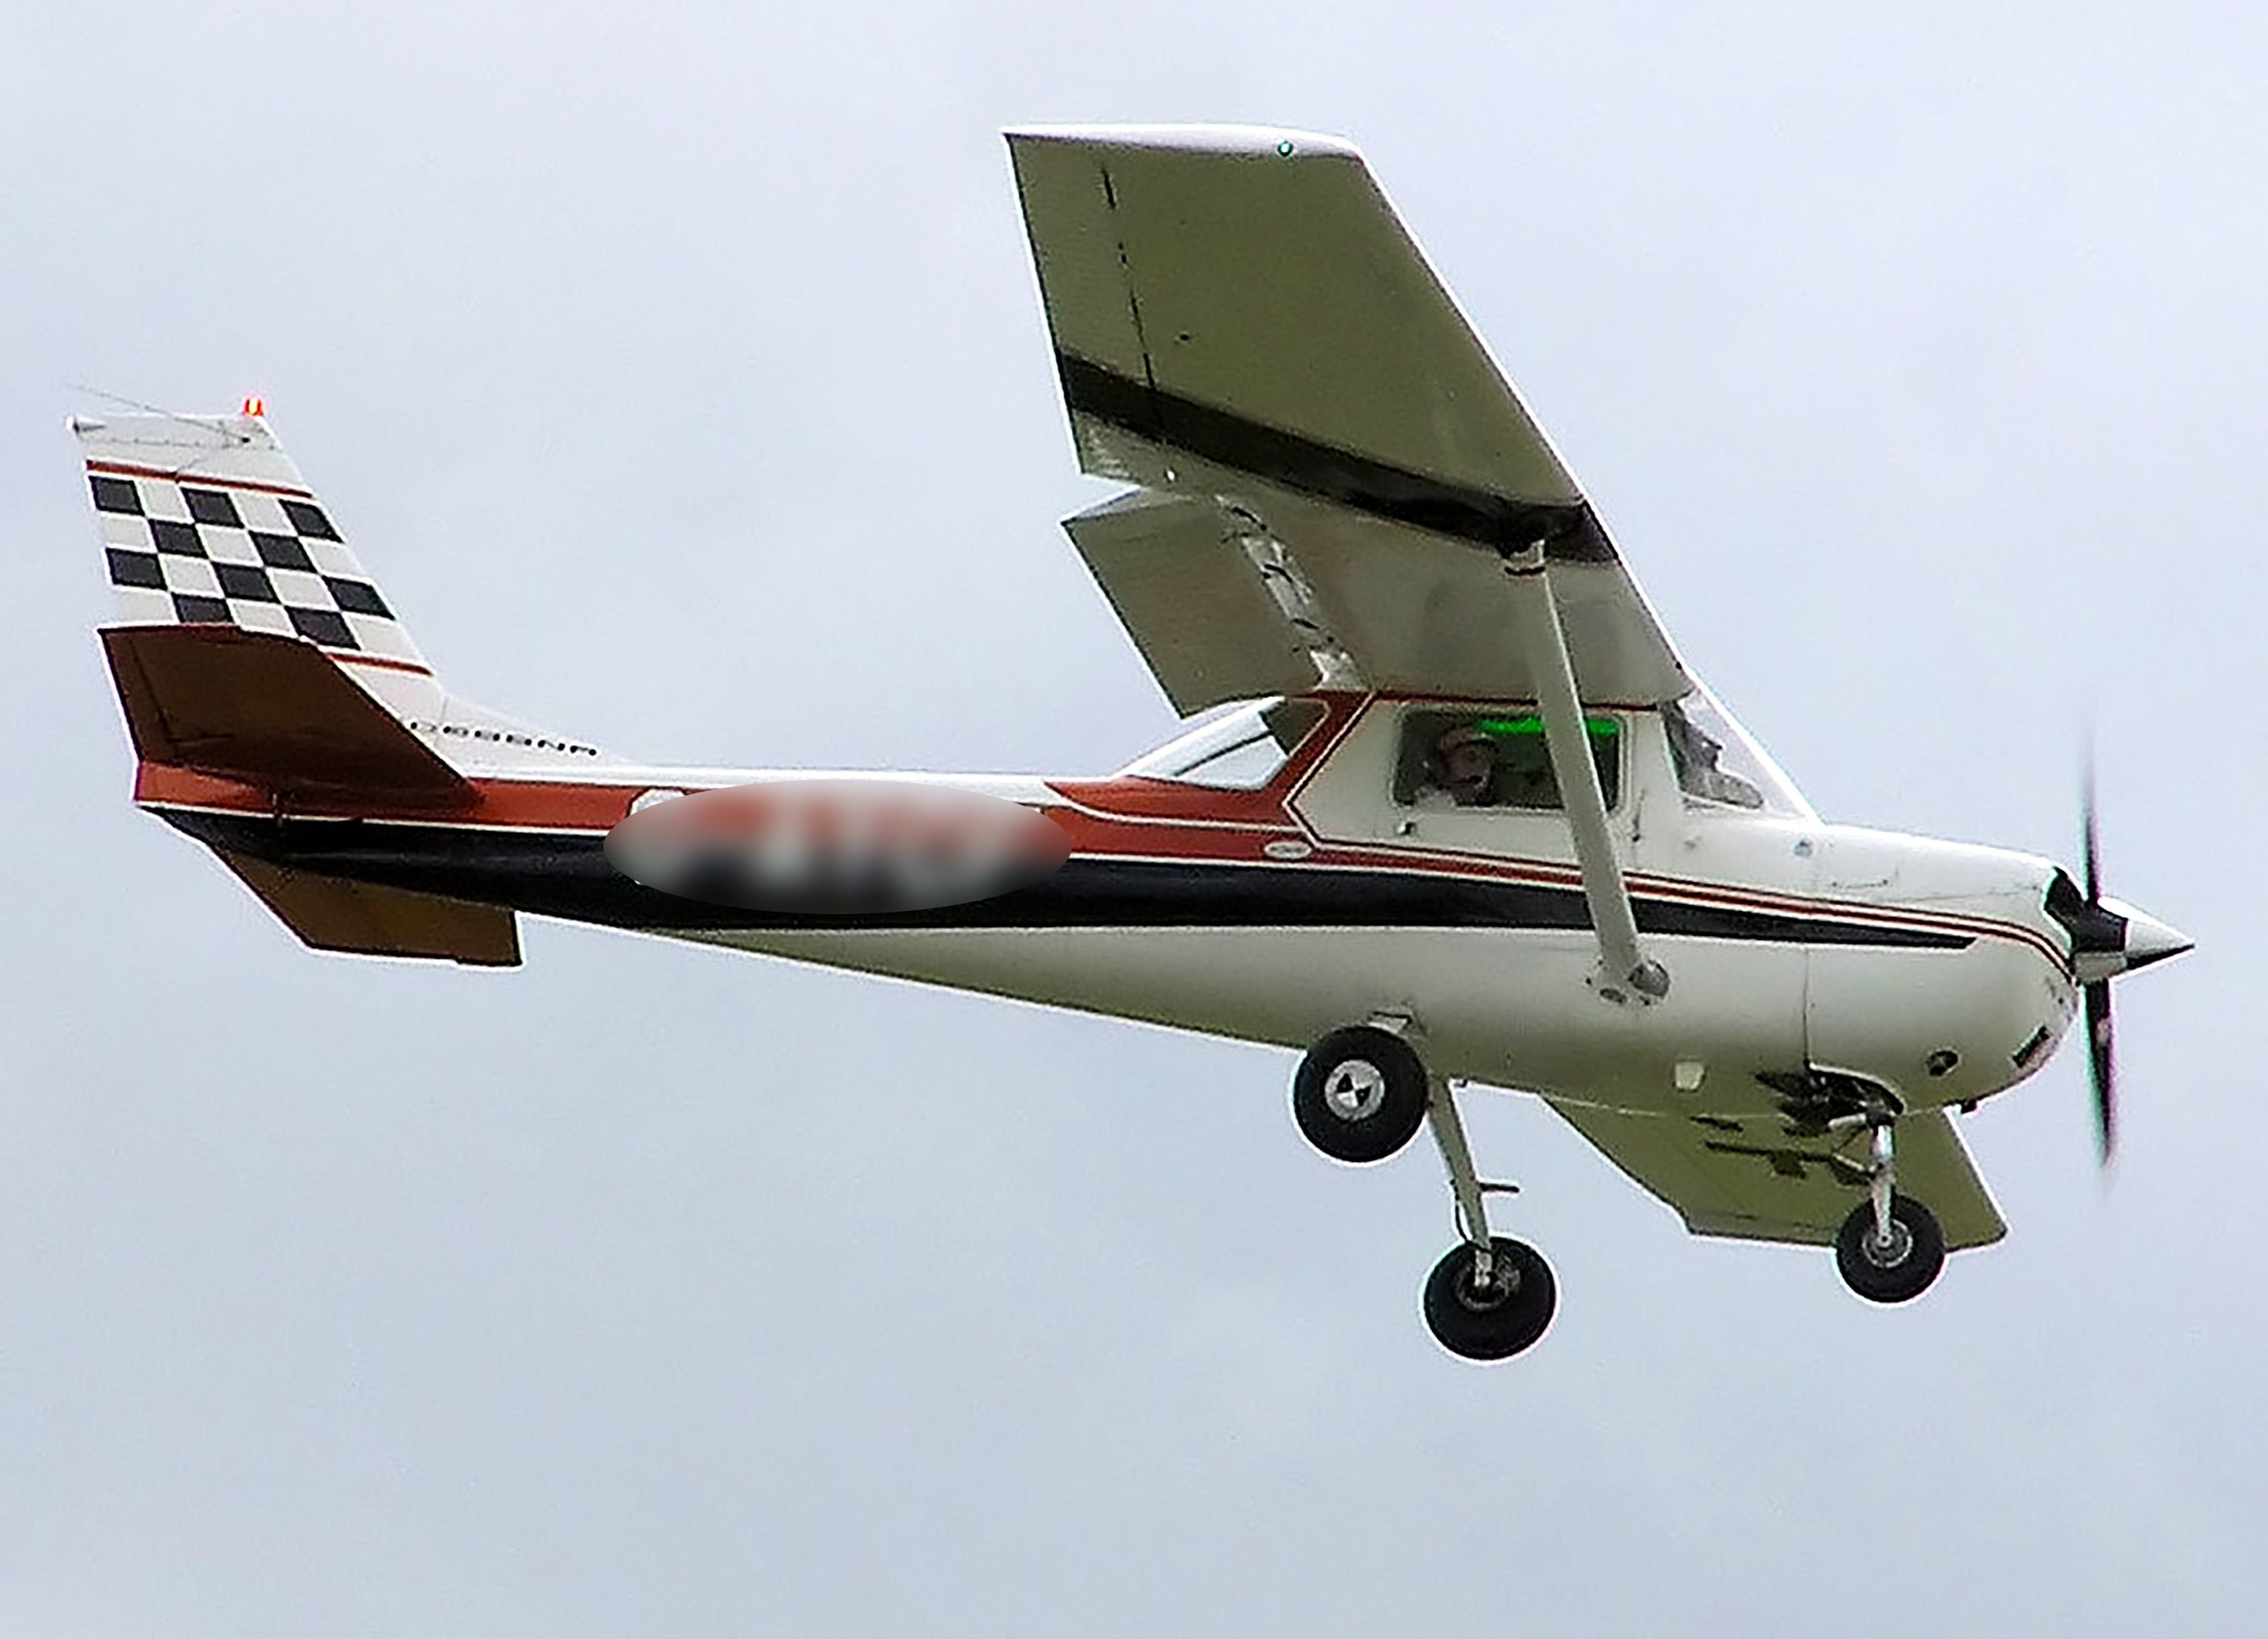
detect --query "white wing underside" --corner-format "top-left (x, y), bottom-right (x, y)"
top-left (1546, 1101), bottom-right (2009, 1250)
top-left (1009, 125), bottom-right (1691, 714)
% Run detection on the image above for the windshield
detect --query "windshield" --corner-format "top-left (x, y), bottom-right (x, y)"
top-left (1662, 685), bottom-right (1813, 819)
top-left (1123, 697), bottom-right (1329, 789)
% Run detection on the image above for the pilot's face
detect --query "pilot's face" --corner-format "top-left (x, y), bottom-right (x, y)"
top-left (1439, 737), bottom-right (1495, 804)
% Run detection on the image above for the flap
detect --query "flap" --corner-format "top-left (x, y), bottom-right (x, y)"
top-left (1545, 1101), bottom-right (2009, 1251)
top-left (1061, 490), bottom-right (1320, 714)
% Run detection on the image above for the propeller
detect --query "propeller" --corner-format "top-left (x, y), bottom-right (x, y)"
top-left (2080, 761), bottom-right (2115, 1163)
top-left (2046, 755), bottom-right (2190, 1167)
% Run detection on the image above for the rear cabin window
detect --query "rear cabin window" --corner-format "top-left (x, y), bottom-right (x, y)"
top-left (1123, 697), bottom-right (1329, 789)
top-left (1394, 708), bottom-right (1621, 811)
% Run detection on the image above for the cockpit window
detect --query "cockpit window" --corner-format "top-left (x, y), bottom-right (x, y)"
top-left (1662, 687), bottom-right (1813, 818)
top-left (1394, 708), bottom-right (1621, 811)
top-left (1123, 697), bottom-right (1329, 789)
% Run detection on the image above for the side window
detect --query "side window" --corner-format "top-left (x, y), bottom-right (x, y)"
top-left (1394, 708), bottom-right (1621, 811)
top-left (1123, 697), bottom-right (1330, 789)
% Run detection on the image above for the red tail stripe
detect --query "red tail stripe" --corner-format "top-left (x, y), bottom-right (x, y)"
top-left (86, 458), bottom-right (317, 500)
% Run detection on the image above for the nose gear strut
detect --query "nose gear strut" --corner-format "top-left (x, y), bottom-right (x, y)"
top-left (1833, 1115), bottom-right (1947, 1304)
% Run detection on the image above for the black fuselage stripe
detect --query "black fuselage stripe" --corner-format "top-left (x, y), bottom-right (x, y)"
top-left (1055, 352), bottom-right (1617, 564)
top-left (165, 812), bottom-right (1973, 948)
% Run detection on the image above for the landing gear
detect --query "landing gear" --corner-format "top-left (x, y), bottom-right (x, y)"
top-left (1290, 1024), bottom-right (1428, 1163)
top-left (1419, 1068), bottom-right (1555, 1360)
top-left (1293, 1023), bottom-right (1558, 1359)
top-left (1424, 1236), bottom-right (1557, 1361)
top-left (1833, 1120), bottom-right (1946, 1303)
top-left (1836, 1194), bottom-right (1945, 1303)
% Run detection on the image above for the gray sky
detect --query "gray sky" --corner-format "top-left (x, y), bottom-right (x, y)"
top-left (2, 4), bottom-right (2257, 1632)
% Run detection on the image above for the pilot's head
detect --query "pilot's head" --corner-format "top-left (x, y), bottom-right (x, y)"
top-left (1432, 723), bottom-right (1496, 806)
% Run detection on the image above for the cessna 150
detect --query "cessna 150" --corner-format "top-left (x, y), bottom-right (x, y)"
top-left (74, 126), bottom-right (2189, 1362)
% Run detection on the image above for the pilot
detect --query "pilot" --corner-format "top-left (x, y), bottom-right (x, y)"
top-left (1414, 723), bottom-right (1498, 808)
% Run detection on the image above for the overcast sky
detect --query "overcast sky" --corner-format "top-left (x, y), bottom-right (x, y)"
top-left (2, 4), bottom-right (2258, 1633)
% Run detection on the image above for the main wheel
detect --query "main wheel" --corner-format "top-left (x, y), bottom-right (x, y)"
top-left (1422, 1236), bottom-right (1557, 1361)
top-left (1290, 1025), bottom-right (1429, 1164)
top-left (1835, 1192), bottom-right (1947, 1303)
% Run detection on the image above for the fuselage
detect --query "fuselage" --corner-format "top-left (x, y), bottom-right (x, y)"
top-left (141, 689), bottom-right (2087, 1125)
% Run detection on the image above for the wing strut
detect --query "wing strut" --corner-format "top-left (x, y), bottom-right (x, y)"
top-left (1502, 543), bottom-right (1669, 1005)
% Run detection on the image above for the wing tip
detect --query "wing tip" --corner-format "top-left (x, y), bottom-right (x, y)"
top-left (1003, 122), bottom-right (1362, 163)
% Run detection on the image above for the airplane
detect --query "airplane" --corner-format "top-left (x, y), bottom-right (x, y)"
top-left (72, 125), bottom-right (2191, 1362)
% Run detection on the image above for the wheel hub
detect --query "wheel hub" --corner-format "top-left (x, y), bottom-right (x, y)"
top-left (1322, 1058), bottom-right (1388, 1122)
top-left (1861, 1221), bottom-right (1913, 1269)
top-left (1456, 1253), bottom-right (1520, 1312)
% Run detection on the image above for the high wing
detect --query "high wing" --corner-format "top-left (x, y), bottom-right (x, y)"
top-left (1008, 125), bottom-right (1690, 714)
top-left (1545, 1101), bottom-right (2009, 1250)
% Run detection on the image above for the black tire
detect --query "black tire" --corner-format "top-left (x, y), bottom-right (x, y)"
top-left (1834, 1192), bottom-right (1947, 1304)
top-left (1290, 1025), bottom-right (1429, 1164)
top-left (1422, 1237), bottom-right (1557, 1361)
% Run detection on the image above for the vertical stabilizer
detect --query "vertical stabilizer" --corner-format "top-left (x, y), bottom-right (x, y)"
top-left (72, 408), bottom-right (606, 776)
top-left (76, 411), bottom-right (428, 665)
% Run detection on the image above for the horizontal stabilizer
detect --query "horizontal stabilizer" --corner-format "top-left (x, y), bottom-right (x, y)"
top-left (215, 850), bottom-right (520, 965)
top-left (102, 624), bottom-right (469, 801)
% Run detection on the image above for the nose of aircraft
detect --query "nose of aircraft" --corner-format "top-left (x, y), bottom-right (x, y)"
top-left (2100, 897), bottom-right (2193, 975)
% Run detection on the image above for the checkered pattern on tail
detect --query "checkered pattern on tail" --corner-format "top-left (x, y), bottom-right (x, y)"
top-left (75, 413), bottom-right (426, 671)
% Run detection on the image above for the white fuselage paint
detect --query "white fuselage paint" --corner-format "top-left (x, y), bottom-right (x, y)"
top-left (680, 878), bottom-right (2073, 1123)
top-left (612, 699), bottom-right (2081, 1123)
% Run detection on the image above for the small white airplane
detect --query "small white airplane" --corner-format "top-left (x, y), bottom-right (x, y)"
top-left (74, 126), bottom-right (2189, 1362)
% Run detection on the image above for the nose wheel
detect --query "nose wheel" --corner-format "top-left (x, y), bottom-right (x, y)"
top-left (1833, 1120), bottom-right (1947, 1303)
top-left (1835, 1192), bottom-right (1945, 1303)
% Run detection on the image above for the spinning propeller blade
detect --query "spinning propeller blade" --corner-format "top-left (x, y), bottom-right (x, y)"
top-left (2081, 757), bottom-right (2115, 1163)
top-left (2065, 754), bottom-right (2195, 1163)
top-left (2084, 977), bottom-right (2115, 1163)
top-left (2082, 754), bottom-right (2102, 904)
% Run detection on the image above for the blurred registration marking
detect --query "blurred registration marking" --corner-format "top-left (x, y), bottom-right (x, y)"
top-left (605, 780), bottom-right (1071, 914)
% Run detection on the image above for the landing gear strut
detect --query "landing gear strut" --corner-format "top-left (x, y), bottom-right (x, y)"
top-left (1833, 1120), bottom-right (1946, 1303)
top-left (1419, 1072), bottom-right (1555, 1361)
top-left (1290, 1024), bottom-right (1558, 1359)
